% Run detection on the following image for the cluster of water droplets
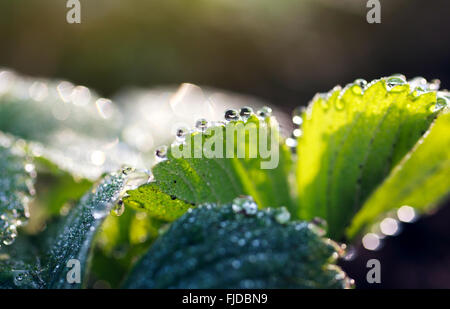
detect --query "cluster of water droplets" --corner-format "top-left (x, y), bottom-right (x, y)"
top-left (153, 106), bottom-right (272, 163)
top-left (0, 136), bottom-right (36, 247)
top-left (286, 106), bottom-right (306, 152)
top-left (384, 74), bottom-right (448, 112)
top-left (361, 205), bottom-right (418, 252)
top-left (110, 167), bottom-right (153, 218)
top-left (229, 196), bottom-right (291, 225)
top-left (0, 69), bottom-right (120, 130)
top-left (289, 74), bottom-right (449, 153)
top-left (89, 167), bottom-right (152, 220)
top-left (231, 196), bottom-right (258, 215)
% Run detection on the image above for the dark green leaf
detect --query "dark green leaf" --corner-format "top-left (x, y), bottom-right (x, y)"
top-left (43, 168), bottom-right (148, 288)
top-left (0, 136), bottom-right (35, 247)
top-left (124, 197), bottom-right (352, 289)
top-left (125, 114), bottom-right (295, 223)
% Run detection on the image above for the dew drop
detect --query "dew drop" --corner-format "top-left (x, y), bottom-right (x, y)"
top-left (224, 109), bottom-right (240, 122)
top-left (195, 118), bottom-right (209, 132)
top-left (155, 145), bottom-right (168, 161)
top-left (121, 166), bottom-right (134, 176)
top-left (13, 271), bottom-right (27, 287)
top-left (385, 75), bottom-right (407, 92)
top-left (274, 207), bottom-right (290, 224)
top-left (335, 99), bottom-right (345, 110)
top-left (111, 200), bottom-right (125, 217)
top-left (239, 106), bottom-right (253, 121)
top-left (362, 233), bottom-right (381, 251)
top-left (397, 205), bottom-right (416, 223)
top-left (434, 92), bottom-right (449, 112)
top-left (351, 79), bottom-right (367, 95)
top-left (175, 127), bottom-right (188, 141)
top-left (29, 81), bottom-right (48, 101)
top-left (232, 196), bottom-right (258, 215)
top-left (285, 137), bottom-right (297, 148)
top-left (292, 107), bottom-right (304, 125)
top-left (92, 209), bottom-right (108, 220)
top-left (354, 78), bottom-right (368, 89)
top-left (256, 106), bottom-right (272, 118)
top-left (2, 225), bottom-right (17, 246)
top-left (429, 79), bottom-right (441, 91)
top-left (379, 217), bottom-right (399, 236)
top-left (408, 76), bottom-right (427, 92)
top-left (293, 128), bottom-right (302, 138)
top-left (232, 204), bottom-right (242, 213)
top-left (315, 93), bottom-right (330, 110)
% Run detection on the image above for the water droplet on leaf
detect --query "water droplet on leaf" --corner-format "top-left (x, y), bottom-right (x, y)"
top-left (239, 106), bottom-right (253, 120)
top-left (155, 145), bottom-right (168, 161)
top-left (195, 118), bottom-right (209, 132)
top-left (224, 109), bottom-right (240, 122)
top-left (111, 200), bottom-right (125, 217)
top-left (256, 106), bottom-right (272, 119)
top-left (385, 75), bottom-right (407, 92)
top-left (175, 127), bottom-right (188, 141)
top-left (274, 207), bottom-right (291, 224)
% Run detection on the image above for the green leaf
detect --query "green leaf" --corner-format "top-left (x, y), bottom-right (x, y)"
top-left (124, 197), bottom-right (352, 289)
top-left (296, 77), bottom-right (443, 238)
top-left (90, 209), bottom-right (163, 288)
top-left (347, 108), bottom-right (450, 237)
top-left (42, 168), bottom-right (148, 288)
top-left (0, 75), bottom-right (144, 180)
top-left (0, 236), bottom-right (44, 289)
top-left (0, 136), bottom-right (35, 247)
top-left (0, 76), bottom-right (120, 143)
top-left (125, 113), bottom-right (295, 223)
top-left (124, 183), bottom-right (193, 221)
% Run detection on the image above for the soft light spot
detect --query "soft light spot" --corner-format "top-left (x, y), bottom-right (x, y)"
top-left (29, 81), bottom-right (48, 101)
top-left (0, 70), bottom-right (16, 94)
top-left (90, 150), bottom-right (106, 166)
top-left (362, 233), bottom-right (380, 251)
top-left (397, 205), bottom-right (416, 223)
top-left (24, 163), bottom-right (35, 173)
top-left (95, 98), bottom-right (114, 119)
top-left (57, 81), bottom-right (74, 102)
top-left (71, 85), bottom-right (91, 106)
top-left (293, 128), bottom-right (302, 137)
top-left (285, 137), bottom-right (297, 148)
top-left (379, 218), bottom-right (399, 236)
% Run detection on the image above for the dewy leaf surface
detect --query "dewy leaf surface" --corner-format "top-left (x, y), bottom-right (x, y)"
top-left (348, 108), bottom-right (450, 237)
top-left (0, 71), bottom-right (145, 180)
top-left (0, 236), bottom-right (44, 289)
top-left (296, 76), bottom-right (444, 238)
top-left (125, 112), bottom-right (295, 222)
top-left (42, 168), bottom-right (149, 288)
top-left (124, 197), bottom-right (352, 289)
top-left (0, 135), bottom-right (35, 247)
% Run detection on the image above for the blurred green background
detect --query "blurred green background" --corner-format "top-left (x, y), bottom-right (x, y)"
top-left (1, 0), bottom-right (449, 113)
top-left (1, 0), bottom-right (449, 288)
